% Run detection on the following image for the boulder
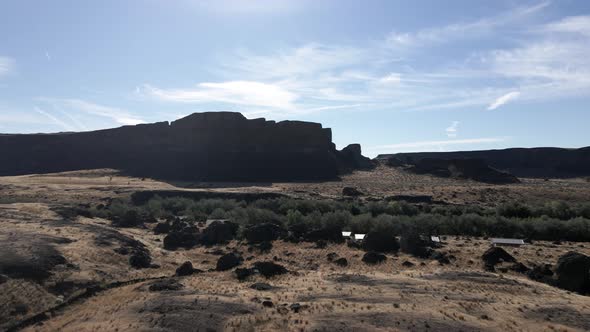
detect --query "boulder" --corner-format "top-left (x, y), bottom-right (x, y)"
top-left (554, 251), bottom-right (590, 294)
top-left (400, 233), bottom-right (432, 258)
top-left (402, 260), bottom-right (415, 267)
top-left (303, 227), bottom-right (344, 244)
top-left (527, 264), bottom-right (554, 283)
top-left (431, 251), bottom-right (452, 265)
top-left (216, 253), bottom-right (242, 271)
top-left (129, 250), bottom-right (151, 269)
top-left (235, 268), bottom-right (256, 281)
top-left (154, 222), bottom-right (170, 234)
top-left (510, 262), bottom-right (531, 273)
top-left (201, 221), bottom-right (238, 245)
top-left (250, 282), bottom-right (273, 291)
top-left (326, 252), bottom-right (338, 262)
top-left (362, 231), bottom-right (400, 253)
top-left (253, 261), bottom-right (288, 278)
top-left (175, 261), bottom-right (197, 276)
top-left (334, 258), bottom-right (348, 267)
top-left (148, 279), bottom-right (184, 292)
top-left (362, 252), bottom-right (387, 265)
top-left (481, 247), bottom-right (516, 266)
top-left (163, 230), bottom-right (200, 250)
top-left (244, 223), bottom-right (286, 244)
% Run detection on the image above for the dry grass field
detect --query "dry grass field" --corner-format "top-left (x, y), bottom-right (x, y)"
top-left (1, 167), bottom-right (590, 331)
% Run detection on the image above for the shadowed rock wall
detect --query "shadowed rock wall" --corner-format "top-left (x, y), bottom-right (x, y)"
top-left (0, 112), bottom-right (368, 181)
top-left (377, 147), bottom-right (590, 178)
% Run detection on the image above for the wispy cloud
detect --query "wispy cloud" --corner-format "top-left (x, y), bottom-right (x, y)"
top-left (137, 2), bottom-right (590, 120)
top-left (445, 121), bottom-right (459, 137)
top-left (487, 91), bottom-right (521, 110)
top-left (35, 107), bottom-right (76, 131)
top-left (386, 1), bottom-right (550, 49)
top-left (139, 81), bottom-right (298, 110)
top-left (0, 57), bottom-right (15, 76)
top-left (39, 98), bottom-right (145, 126)
top-left (542, 15), bottom-right (590, 36)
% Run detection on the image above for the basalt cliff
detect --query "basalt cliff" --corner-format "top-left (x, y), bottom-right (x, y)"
top-left (0, 112), bottom-right (373, 181)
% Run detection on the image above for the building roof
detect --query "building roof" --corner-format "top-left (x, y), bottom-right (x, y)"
top-left (491, 238), bottom-right (525, 245)
top-left (431, 236), bottom-right (441, 242)
top-left (342, 231), bottom-right (352, 237)
top-left (354, 234), bottom-right (366, 241)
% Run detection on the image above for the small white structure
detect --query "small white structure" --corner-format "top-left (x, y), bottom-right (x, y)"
top-left (430, 236), bottom-right (441, 243)
top-left (354, 234), bottom-right (366, 242)
top-left (342, 231), bottom-right (352, 239)
top-left (491, 238), bottom-right (525, 247)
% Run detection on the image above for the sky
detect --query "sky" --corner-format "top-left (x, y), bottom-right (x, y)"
top-left (1, 0), bottom-right (589, 157)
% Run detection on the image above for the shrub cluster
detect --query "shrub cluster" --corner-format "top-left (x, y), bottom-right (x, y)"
top-left (83, 196), bottom-right (590, 242)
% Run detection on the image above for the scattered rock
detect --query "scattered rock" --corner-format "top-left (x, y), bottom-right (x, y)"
top-left (176, 261), bottom-right (197, 276)
top-left (163, 230), bottom-right (200, 250)
top-left (400, 233), bottom-right (433, 258)
top-left (216, 253), bottom-right (242, 271)
top-left (290, 303), bottom-right (305, 313)
top-left (245, 223), bottom-right (286, 244)
top-left (0, 274), bottom-right (8, 284)
top-left (148, 279), bottom-right (183, 292)
top-left (363, 231), bottom-right (400, 253)
top-left (431, 251), bottom-right (452, 265)
top-left (250, 282), bottom-right (273, 291)
top-left (402, 260), bottom-right (415, 267)
top-left (235, 268), bottom-right (256, 281)
top-left (554, 251), bottom-right (590, 294)
top-left (510, 262), bottom-right (531, 273)
top-left (262, 300), bottom-right (274, 308)
top-left (129, 250), bottom-right (152, 269)
top-left (342, 187), bottom-right (363, 196)
top-left (527, 264), bottom-right (554, 283)
top-left (334, 258), bottom-right (348, 267)
top-left (326, 252), bottom-right (338, 262)
top-left (303, 227), bottom-right (344, 244)
top-left (482, 247), bottom-right (516, 266)
top-left (362, 252), bottom-right (387, 265)
top-left (153, 222), bottom-right (170, 234)
top-left (253, 261), bottom-right (288, 278)
top-left (201, 221), bottom-right (238, 245)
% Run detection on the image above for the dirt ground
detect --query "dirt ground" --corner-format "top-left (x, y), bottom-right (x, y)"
top-left (1, 167), bottom-right (590, 331)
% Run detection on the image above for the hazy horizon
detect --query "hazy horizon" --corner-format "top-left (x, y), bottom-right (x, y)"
top-left (1, 0), bottom-right (589, 157)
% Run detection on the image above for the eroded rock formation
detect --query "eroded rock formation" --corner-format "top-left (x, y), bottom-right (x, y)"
top-left (0, 112), bottom-right (370, 181)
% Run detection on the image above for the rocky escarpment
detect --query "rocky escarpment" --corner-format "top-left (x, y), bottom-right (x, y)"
top-left (377, 147), bottom-right (590, 178)
top-left (0, 112), bottom-right (369, 181)
top-left (407, 158), bottom-right (520, 184)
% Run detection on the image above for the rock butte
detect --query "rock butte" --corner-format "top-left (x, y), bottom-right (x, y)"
top-left (0, 112), bottom-right (372, 181)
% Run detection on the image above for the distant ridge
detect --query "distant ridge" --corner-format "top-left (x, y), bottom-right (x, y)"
top-left (377, 147), bottom-right (590, 178)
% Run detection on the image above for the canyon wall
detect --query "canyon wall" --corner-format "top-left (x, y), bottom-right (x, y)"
top-left (0, 112), bottom-right (370, 181)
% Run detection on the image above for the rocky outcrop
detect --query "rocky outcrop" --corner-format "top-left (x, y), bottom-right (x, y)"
top-left (335, 144), bottom-right (375, 172)
top-left (0, 112), bottom-right (371, 181)
top-left (407, 158), bottom-right (520, 184)
top-left (378, 147), bottom-right (590, 178)
top-left (554, 251), bottom-right (590, 295)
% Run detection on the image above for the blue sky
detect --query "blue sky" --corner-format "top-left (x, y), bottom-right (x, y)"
top-left (1, 0), bottom-right (589, 156)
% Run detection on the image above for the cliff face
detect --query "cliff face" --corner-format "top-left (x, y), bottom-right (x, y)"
top-left (377, 147), bottom-right (590, 178)
top-left (0, 112), bottom-right (367, 181)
